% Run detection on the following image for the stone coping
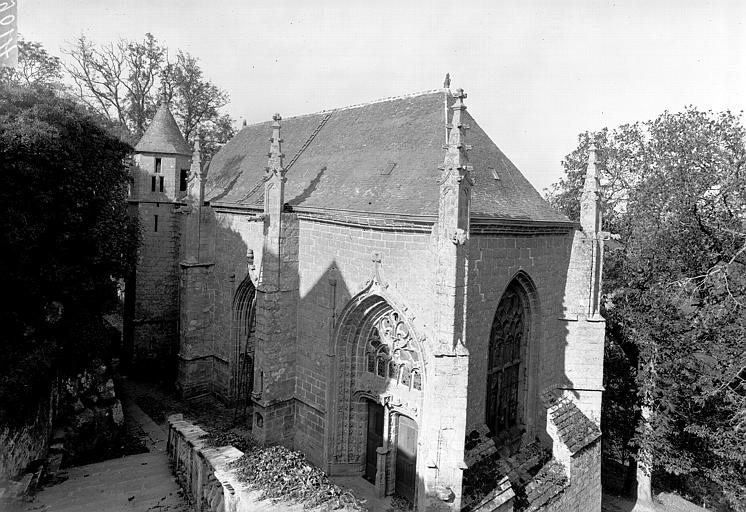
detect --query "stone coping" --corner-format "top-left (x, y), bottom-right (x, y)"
top-left (166, 414), bottom-right (331, 512)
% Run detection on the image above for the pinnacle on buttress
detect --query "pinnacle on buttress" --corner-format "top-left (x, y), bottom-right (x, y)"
top-left (443, 72), bottom-right (451, 89)
top-left (192, 137), bottom-right (201, 164)
top-left (584, 143), bottom-right (600, 193)
top-left (442, 88), bottom-right (473, 177)
top-left (581, 142), bottom-right (602, 233)
top-left (266, 113), bottom-right (286, 178)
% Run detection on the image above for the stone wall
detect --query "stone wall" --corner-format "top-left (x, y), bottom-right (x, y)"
top-left (465, 231), bottom-right (574, 435)
top-left (540, 441), bottom-right (601, 512)
top-left (57, 364), bottom-right (125, 464)
top-left (130, 202), bottom-right (181, 374)
top-left (167, 414), bottom-right (320, 512)
top-left (206, 212), bottom-right (437, 466)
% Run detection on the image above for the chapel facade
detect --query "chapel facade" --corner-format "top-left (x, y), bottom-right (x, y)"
top-left (124, 80), bottom-right (606, 511)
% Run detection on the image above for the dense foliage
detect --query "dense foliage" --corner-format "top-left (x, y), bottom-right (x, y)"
top-left (0, 85), bottom-right (139, 425)
top-left (547, 108), bottom-right (746, 509)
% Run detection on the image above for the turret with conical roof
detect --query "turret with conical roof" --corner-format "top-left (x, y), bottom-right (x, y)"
top-left (132, 94), bottom-right (192, 201)
top-left (124, 93), bottom-right (193, 378)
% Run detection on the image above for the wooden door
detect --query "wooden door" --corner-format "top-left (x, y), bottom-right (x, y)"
top-left (364, 401), bottom-right (384, 482)
top-left (395, 415), bottom-right (417, 501)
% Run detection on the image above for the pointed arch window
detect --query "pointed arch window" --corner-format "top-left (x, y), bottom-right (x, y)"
top-left (487, 281), bottom-right (528, 434)
top-left (364, 310), bottom-right (422, 391)
top-left (232, 275), bottom-right (256, 401)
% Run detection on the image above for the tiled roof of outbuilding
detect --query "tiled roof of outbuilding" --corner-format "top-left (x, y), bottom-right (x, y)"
top-left (542, 389), bottom-right (602, 455)
top-left (205, 90), bottom-right (570, 224)
top-left (135, 102), bottom-right (191, 156)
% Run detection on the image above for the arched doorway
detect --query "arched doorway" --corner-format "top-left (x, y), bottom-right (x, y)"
top-left (486, 275), bottom-right (536, 444)
top-left (231, 274), bottom-right (255, 405)
top-left (329, 291), bottom-right (424, 501)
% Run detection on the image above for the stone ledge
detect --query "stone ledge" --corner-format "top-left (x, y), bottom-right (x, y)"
top-left (167, 415), bottom-right (331, 512)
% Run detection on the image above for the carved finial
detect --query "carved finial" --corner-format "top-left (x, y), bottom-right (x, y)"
top-left (588, 142), bottom-right (598, 165)
top-left (267, 113), bottom-right (285, 178)
top-left (161, 87), bottom-right (168, 105)
top-left (443, 73), bottom-right (451, 89)
top-left (585, 142), bottom-right (599, 192)
top-left (581, 140), bottom-right (602, 233)
top-left (440, 88), bottom-right (473, 183)
top-left (192, 137), bottom-right (201, 165)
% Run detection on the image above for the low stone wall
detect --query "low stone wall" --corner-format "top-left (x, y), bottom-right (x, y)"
top-left (168, 415), bottom-right (318, 512)
top-left (58, 363), bottom-right (124, 463)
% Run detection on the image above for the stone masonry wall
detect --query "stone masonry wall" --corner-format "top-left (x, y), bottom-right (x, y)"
top-left (465, 231), bottom-right (575, 436)
top-left (132, 202), bottom-right (181, 373)
top-left (210, 212), bottom-right (265, 400)
top-left (541, 441), bottom-right (601, 512)
top-left (295, 218), bottom-right (436, 467)
top-left (167, 414), bottom-right (327, 512)
top-left (206, 211), bottom-right (436, 466)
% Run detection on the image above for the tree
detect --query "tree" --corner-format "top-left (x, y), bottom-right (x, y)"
top-left (0, 38), bottom-right (63, 89)
top-left (0, 84), bottom-right (140, 425)
top-left (547, 107), bottom-right (746, 510)
top-left (63, 33), bottom-right (235, 158)
top-left (63, 33), bottom-right (164, 139)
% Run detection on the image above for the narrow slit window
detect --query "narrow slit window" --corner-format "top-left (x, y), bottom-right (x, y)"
top-left (154, 215), bottom-right (158, 232)
top-left (180, 169), bottom-right (188, 191)
top-left (151, 176), bottom-right (156, 191)
top-left (159, 176), bottom-right (164, 192)
top-left (155, 157), bottom-right (162, 173)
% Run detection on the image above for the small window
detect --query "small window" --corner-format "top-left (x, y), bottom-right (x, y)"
top-left (180, 169), bottom-right (188, 191)
top-left (151, 176), bottom-right (156, 192)
top-left (155, 157), bottom-right (162, 173)
top-left (159, 176), bottom-right (164, 192)
top-left (154, 215), bottom-right (158, 232)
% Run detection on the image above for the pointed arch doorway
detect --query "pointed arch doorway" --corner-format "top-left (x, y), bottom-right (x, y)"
top-left (328, 290), bottom-right (424, 503)
top-left (231, 274), bottom-right (256, 406)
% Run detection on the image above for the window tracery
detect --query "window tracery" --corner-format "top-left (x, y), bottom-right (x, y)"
top-left (487, 283), bottom-right (527, 433)
top-left (365, 310), bottom-right (422, 391)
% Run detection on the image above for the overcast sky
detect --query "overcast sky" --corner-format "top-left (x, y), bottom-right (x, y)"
top-left (19, 0), bottom-right (746, 193)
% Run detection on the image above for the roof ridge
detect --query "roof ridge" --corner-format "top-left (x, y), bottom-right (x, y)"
top-left (239, 88), bottom-right (445, 129)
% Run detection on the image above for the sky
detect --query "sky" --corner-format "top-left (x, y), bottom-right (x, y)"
top-left (18, 0), bottom-right (746, 193)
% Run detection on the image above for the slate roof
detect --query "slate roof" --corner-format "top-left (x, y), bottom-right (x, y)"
top-left (205, 90), bottom-right (570, 223)
top-left (135, 102), bottom-right (191, 156)
top-left (541, 389), bottom-right (602, 455)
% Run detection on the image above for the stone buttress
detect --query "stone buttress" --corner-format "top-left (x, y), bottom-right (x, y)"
top-left (251, 114), bottom-right (300, 445)
top-left (559, 144), bottom-right (606, 422)
top-left (418, 88), bottom-right (472, 511)
top-left (177, 139), bottom-right (219, 397)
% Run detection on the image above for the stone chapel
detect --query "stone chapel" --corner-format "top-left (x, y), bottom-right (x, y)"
top-left (124, 79), bottom-right (606, 511)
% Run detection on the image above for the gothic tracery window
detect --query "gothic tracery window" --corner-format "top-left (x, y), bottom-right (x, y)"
top-left (365, 310), bottom-right (422, 391)
top-left (487, 281), bottom-right (528, 434)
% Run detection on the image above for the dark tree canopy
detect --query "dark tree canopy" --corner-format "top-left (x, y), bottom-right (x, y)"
top-left (548, 107), bottom-right (746, 509)
top-left (0, 85), bottom-right (139, 425)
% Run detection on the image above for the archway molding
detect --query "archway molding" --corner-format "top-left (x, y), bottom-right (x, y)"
top-left (486, 269), bottom-right (542, 443)
top-left (326, 275), bottom-right (426, 479)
